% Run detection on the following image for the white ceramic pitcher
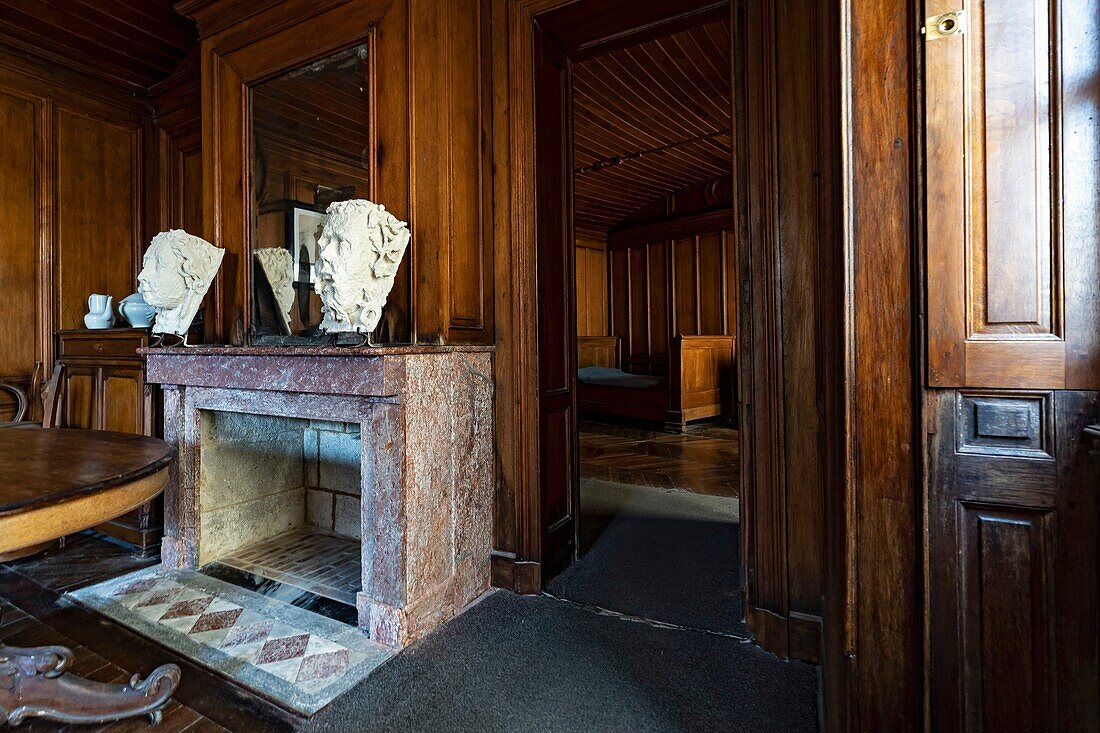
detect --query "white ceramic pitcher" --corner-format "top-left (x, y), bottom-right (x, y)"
top-left (83, 293), bottom-right (115, 329)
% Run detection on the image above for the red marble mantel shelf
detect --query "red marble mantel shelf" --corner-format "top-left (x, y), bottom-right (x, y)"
top-left (138, 344), bottom-right (494, 357)
top-left (142, 343), bottom-right (495, 398)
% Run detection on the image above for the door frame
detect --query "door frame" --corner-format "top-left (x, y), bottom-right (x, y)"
top-left (491, 0), bottom-right (925, 728)
top-left (491, 0), bottom-right (758, 591)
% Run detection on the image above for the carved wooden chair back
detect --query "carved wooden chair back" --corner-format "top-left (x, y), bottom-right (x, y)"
top-left (0, 361), bottom-right (64, 429)
top-left (0, 381), bottom-right (29, 424)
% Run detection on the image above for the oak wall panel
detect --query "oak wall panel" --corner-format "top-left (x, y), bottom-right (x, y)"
top-left (56, 110), bottom-right (141, 330)
top-left (574, 238), bottom-right (607, 337)
top-left (607, 210), bottom-right (735, 376)
top-left (0, 90), bottom-right (38, 386)
top-left (609, 247), bottom-right (629, 343)
top-left (0, 49), bottom-right (151, 420)
top-left (406, 0), bottom-right (491, 344)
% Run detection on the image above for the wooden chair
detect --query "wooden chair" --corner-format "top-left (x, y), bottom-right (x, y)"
top-left (0, 362), bottom-right (64, 429)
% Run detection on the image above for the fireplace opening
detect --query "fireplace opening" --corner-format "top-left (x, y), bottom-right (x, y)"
top-left (195, 410), bottom-right (362, 608)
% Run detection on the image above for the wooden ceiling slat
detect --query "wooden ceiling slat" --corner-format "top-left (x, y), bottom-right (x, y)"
top-left (70, 0), bottom-right (193, 62)
top-left (572, 19), bottom-right (732, 235)
top-left (1, 2), bottom-right (178, 73)
top-left (0, 7), bottom-right (161, 82)
top-left (0, 0), bottom-right (196, 89)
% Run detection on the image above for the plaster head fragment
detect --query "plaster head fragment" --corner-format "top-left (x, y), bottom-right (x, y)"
top-left (138, 229), bottom-right (225, 336)
top-left (314, 199), bottom-right (411, 335)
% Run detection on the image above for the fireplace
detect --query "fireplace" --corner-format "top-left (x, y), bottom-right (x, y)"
top-left (195, 411), bottom-right (363, 604)
top-left (143, 346), bottom-right (494, 648)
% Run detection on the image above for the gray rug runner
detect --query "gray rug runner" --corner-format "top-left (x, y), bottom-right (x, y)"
top-left (549, 478), bottom-right (744, 636)
top-left (307, 590), bottom-right (817, 732)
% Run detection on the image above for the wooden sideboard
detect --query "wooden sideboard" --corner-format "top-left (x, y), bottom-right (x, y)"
top-left (53, 328), bottom-right (162, 555)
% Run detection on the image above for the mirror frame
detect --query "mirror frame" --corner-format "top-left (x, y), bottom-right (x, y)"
top-left (201, 0), bottom-right (395, 343)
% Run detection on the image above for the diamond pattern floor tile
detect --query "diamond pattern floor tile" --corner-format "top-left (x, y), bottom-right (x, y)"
top-left (69, 567), bottom-right (394, 716)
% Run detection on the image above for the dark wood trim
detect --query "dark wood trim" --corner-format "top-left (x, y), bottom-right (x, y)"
top-left (737, 0), bottom-right (790, 658)
top-left (489, 551), bottom-right (542, 595)
top-left (608, 208), bottom-right (733, 249)
top-left (835, 0), bottom-right (923, 727)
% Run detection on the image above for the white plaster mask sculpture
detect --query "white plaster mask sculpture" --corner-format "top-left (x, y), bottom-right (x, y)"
top-left (137, 229), bottom-right (225, 336)
top-left (253, 247), bottom-right (295, 329)
top-left (314, 199), bottom-right (411, 334)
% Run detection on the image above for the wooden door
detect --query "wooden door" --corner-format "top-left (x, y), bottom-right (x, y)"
top-left (925, 1), bottom-right (1100, 729)
top-left (534, 27), bottom-right (579, 580)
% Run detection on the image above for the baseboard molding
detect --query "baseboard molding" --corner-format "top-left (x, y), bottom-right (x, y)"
top-left (490, 551), bottom-right (541, 594)
top-left (746, 606), bottom-right (823, 663)
top-left (747, 606), bottom-right (789, 658)
top-left (789, 611), bottom-right (823, 664)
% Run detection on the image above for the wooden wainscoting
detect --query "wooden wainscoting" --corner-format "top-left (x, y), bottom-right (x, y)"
top-left (0, 50), bottom-right (153, 407)
top-left (607, 209), bottom-right (736, 376)
top-left (575, 235), bottom-right (608, 337)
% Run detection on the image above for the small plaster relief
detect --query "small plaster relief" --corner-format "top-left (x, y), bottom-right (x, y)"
top-left (138, 230), bottom-right (225, 336)
top-left (253, 247), bottom-right (295, 330)
top-left (314, 200), bottom-right (411, 334)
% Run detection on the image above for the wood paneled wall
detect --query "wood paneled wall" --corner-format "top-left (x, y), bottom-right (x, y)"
top-left (575, 236), bottom-right (607, 337)
top-left (152, 57), bottom-right (202, 239)
top-left (607, 210), bottom-right (735, 375)
top-left (181, 0), bottom-right (492, 346)
top-left (0, 51), bottom-right (153, 419)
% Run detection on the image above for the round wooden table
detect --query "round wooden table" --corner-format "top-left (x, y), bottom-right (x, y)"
top-left (0, 428), bottom-right (174, 561)
top-left (0, 428), bottom-right (180, 727)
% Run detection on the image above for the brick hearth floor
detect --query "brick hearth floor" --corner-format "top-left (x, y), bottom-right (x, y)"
top-left (217, 531), bottom-right (361, 606)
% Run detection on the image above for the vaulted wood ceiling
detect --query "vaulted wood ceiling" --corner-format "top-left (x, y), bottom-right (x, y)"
top-left (572, 18), bottom-right (731, 238)
top-left (0, 0), bottom-right (197, 90)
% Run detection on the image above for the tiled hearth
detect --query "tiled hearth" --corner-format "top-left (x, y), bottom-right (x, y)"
top-left (71, 566), bottom-right (392, 715)
top-left (143, 345), bottom-right (494, 649)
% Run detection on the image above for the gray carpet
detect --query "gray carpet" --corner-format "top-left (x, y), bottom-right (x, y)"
top-left (307, 590), bottom-right (817, 732)
top-left (549, 479), bottom-right (744, 636)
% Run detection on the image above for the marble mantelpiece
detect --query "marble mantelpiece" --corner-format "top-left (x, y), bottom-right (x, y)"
top-left (143, 345), bottom-right (494, 648)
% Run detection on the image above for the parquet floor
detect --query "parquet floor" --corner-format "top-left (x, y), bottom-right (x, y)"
top-left (579, 420), bottom-right (740, 498)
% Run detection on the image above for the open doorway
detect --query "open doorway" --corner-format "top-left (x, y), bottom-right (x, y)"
top-left (539, 12), bottom-right (744, 637)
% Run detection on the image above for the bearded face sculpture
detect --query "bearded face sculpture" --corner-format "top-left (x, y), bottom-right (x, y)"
top-left (314, 200), bottom-right (411, 334)
top-left (137, 230), bottom-right (225, 336)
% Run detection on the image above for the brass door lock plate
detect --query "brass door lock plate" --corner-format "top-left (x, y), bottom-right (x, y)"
top-left (923, 10), bottom-right (966, 40)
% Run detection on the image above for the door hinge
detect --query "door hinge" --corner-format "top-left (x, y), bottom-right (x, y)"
top-left (923, 10), bottom-right (966, 41)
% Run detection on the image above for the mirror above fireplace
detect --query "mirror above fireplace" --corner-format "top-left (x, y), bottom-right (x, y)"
top-left (249, 44), bottom-right (372, 344)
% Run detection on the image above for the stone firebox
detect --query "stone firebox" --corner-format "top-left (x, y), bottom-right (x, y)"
top-left (143, 346), bottom-right (494, 648)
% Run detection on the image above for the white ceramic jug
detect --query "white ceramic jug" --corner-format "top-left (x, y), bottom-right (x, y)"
top-left (84, 293), bottom-right (115, 329)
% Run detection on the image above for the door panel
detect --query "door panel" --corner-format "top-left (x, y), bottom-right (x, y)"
top-left (534, 27), bottom-right (578, 580)
top-left (63, 368), bottom-right (97, 430)
top-left (929, 390), bottom-right (1098, 731)
top-left (101, 368), bottom-right (143, 434)
top-left (926, 0), bottom-right (1099, 389)
top-left (926, 2), bottom-right (1100, 728)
